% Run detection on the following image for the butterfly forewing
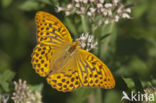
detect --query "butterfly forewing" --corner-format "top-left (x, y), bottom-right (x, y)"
top-left (32, 11), bottom-right (73, 77)
top-left (77, 49), bottom-right (115, 89)
top-left (35, 11), bottom-right (72, 46)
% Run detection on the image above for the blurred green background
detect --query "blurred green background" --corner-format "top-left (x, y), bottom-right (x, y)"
top-left (0, 0), bottom-right (156, 103)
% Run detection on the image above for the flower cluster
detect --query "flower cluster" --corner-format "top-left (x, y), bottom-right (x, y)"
top-left (56, 0), bottom-right (132, 26)
top-left (76, 33), bottom-right (97, 51)
top-left (0, 94), bottom-right (9, 103)
top-left (144, 87), bottom-right (156, 95)
top-left (12, 79), bottom-right (42, 103)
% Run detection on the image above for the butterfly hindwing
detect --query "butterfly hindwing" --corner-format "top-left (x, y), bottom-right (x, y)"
top-left (31, 43), bottom-right (70, 77)
top-left (31, 44), bottom-right (53, 77)
top-left (35, 11), bottom-right (72, 46)
top-left (47, 55), bottom-right (82, 92)
top-left (47, 71), bottom-right (81, 92)
top-left (77, 49), bottom-right (115, 89)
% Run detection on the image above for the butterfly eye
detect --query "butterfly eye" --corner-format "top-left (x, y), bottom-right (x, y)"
top-left (68, 46), bottom-right (76, 53)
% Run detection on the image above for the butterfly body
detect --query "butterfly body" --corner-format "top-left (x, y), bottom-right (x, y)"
top-left (32, 11), bottom-right (115, 92)
top-left (49, 41), bottom-right (80, 73)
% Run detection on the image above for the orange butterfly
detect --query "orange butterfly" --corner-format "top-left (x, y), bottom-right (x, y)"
top-left (31, 11), bottom-right (115, 92)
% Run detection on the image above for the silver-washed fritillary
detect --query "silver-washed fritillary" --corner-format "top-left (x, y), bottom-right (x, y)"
top-left (31, 11), bottom-right (115, 92)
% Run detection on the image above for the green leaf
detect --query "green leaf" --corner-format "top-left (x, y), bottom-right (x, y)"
top-left (64, 17), bottom-right (77, 36)
top-left (151, 79), bottom-right (156, 86)
top-left (100, 33), bottom-right (110, 41)
top-left (122, 77), bottom-right (135, 90)
top-left (1, 0), bottom-right (12, 8)
top-left (131, 0), bottom-right (148, 18)
top-left (99, 24), bottom-right (117, 58)
top-left (130, 57), bottom-right (148, 78)
top-left (38, 0), bottom-right (51, 5)
top-left (29, 83), bottom-right (43, 92)
top-left (0, 82), bottom-right (9, 92)
top-left (19, 0), bottom-right (43, 11)
top-left (103, 90), bottom-right (121, 103)
top-left (0, 69), bottom-right (15, 92)
top-left (80, 15), bottom-right (89, 32)
top-left (101, 23), bottom-right (114, 37)
top-left (67, 87), bottom-right (94, 103)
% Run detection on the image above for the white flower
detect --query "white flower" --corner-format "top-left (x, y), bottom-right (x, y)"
top-left (26, 101), bottom-right (31, 103)
top-left (90, 7), bottom-right (96, 13)
top-left (97, 3), bottom-right (103, 8)
top-left (114, 15), bottom-right (119, 22)
top-left (99, 0), bottom-right (104, 3)
top-left (87, 42), bottom-right (90, 46)
top-left (35, 92), bottom-right (42, 99)
top-left (80, 7), bottom-right (85, 13)
top-left (88, 35), bottom-right (93, 42)
top-left (117, 4), bottom-right (124, 13)
top-left (100, 8), bottom-right (105, 12)
top-left (81, 42), bottom-right (86, 48)
top-left (67, 4), bottom-right (73, 9)
top-left (84, 33), bottom-right (89, 39)
top-left (89, 0), bottom-right (95, 3)
top-left (91, 41), bottom-right (98, 49)
top-left (122, 13), bottom-right (130, 19)
top-left (104, 20), bottom-right (109, 24)
top-left (104, 3), bottom-right (112, 8)
top-left (77, 33), bottom-right (97, 50)
top-left (0, 94), bottom-right (9, 103)
top-left (125, 8), bottom-right (131, 13)
top-left (87, 11), bottom-right (92, 17)
top-left (75, 3), bottom-right (80, 8)
top-left (117, 8), bottom-right (122, 14)
top-left (30, 94), bottom-right (36, 101)
top-left (75, 0), bottom-right (79, 3)
top-left (107, 10), bottom-right (112, 16)
top-left (65, 11), bottom-right (71, 16)
top-left (80, 33), bottom-right (87, 40)
top-left (56, 6), bottom-right (65, 12)
top-left (112, 0), bottom-right (118, 5)
top-left (102, 10), bottom-right (107, 16)
top-left (55, 0), bottom-right (132, 24)
top-left (83, 0), bottom-right (88, 4)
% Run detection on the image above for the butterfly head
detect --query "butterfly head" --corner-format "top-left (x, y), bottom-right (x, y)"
top-left (67, 41), bottom-right (80, 53)
top-left (73, 40), bottom-right (80, 47)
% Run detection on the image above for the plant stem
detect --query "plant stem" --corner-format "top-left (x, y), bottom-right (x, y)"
top-left (88, 93), bottom-right (94, 103)
top-left (81, 15), bottom-right (89, 32)
top-left (90, 22), bottom-right (102, 103)
top-left (96, 88), bottom-right (102, 103)
top-left (97, 24), bottom-right (106, 57)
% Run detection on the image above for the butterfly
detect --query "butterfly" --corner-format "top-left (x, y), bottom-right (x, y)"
top-left (31, 11), bottom-right (115, 92)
